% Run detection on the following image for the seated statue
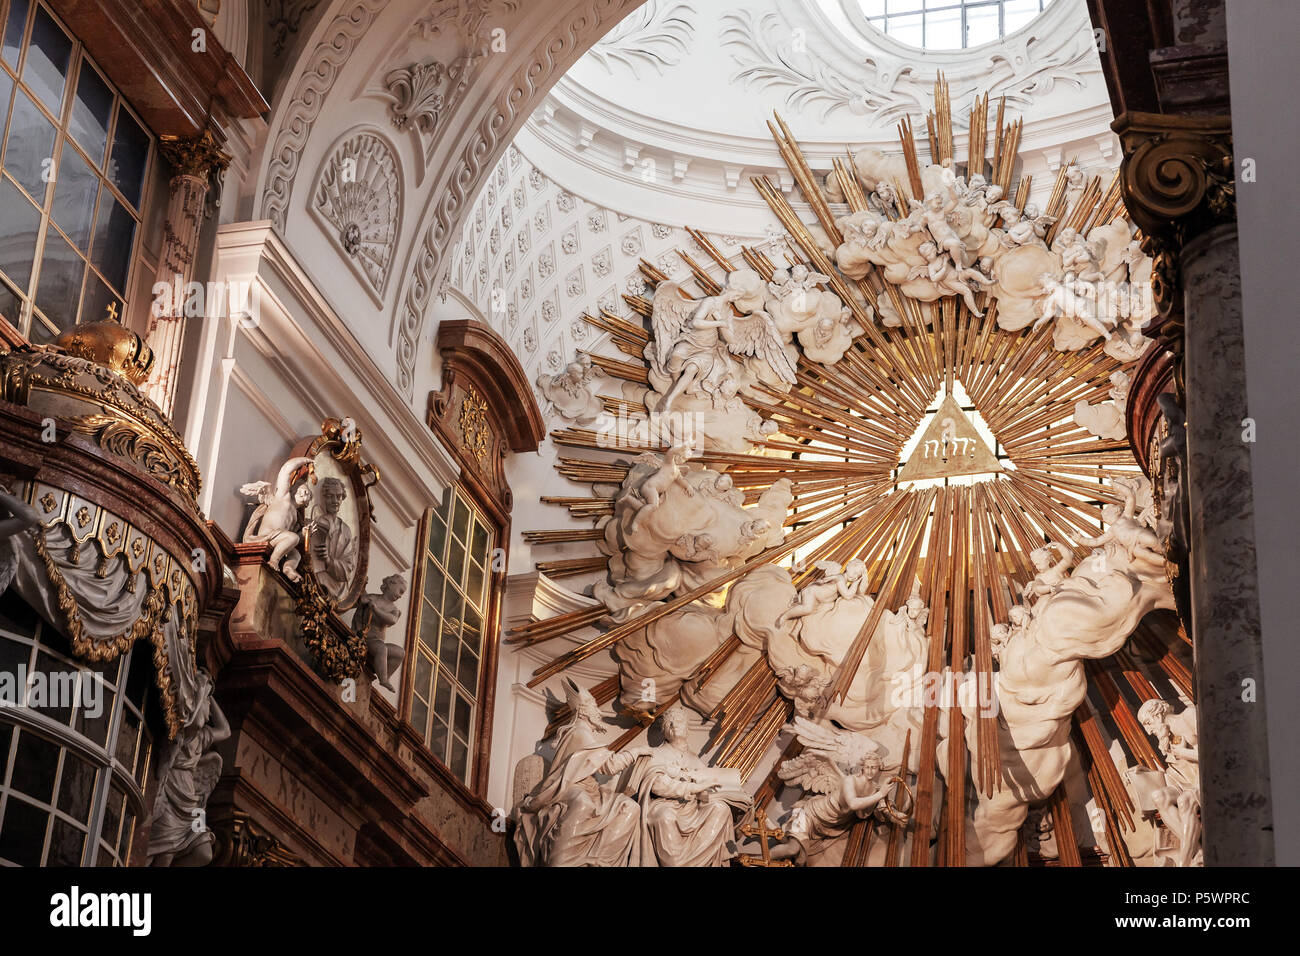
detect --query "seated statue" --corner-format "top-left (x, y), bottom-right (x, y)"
top-left (514, 679), bottom-right (643, 867)
top-left (616, 704), bottom-right (752, 866)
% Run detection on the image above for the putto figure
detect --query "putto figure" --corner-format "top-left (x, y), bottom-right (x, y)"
top-left (239, 456), bottom-right (315, 582)
top-left (352, 574), bottom-right (408, 691)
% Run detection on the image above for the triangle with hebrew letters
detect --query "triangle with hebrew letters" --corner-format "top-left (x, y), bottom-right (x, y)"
top-left (897, 392), bottom-right (1003, 483)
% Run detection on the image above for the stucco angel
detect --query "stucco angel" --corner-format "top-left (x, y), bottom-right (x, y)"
top-left (748, 718), bottom-right (904, 864)
top-left (651, 280), bottom-right (796, 413)
top-left (1023, 541), bottom-right (1075, 607)
top-left (777, 559), bottom-right (868, 630)
top-left (536, 353), bottom-right (605, 425)
top-left (240, 456), bottom-right (315, 582)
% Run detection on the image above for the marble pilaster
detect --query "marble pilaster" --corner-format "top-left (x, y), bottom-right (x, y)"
top-left (1182, 224), bottom-right (1273, 865)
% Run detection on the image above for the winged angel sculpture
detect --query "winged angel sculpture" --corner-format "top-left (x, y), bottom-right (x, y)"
top-left (740, 717), bottom-right (910, 865)
top-left (650, 278), bottom-right (797, 414)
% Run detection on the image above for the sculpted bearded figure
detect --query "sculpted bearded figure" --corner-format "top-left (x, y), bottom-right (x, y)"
top-left (514, 678), bottom-right (642, 867)
top-left (594, 446), bottom-right (791, 618)
top-left (1133, 699), bottom-right (1202, 867)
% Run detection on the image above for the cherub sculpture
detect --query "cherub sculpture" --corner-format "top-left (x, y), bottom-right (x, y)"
top-left (536, 353), bottom-right (605, 425)
top-left (776, 558), bottom-right (867, 629)
top-left (1023, 541), bottom-right (1074, 606)
top-left (754, 718), bottom-right (906, 864)
top-left (627, 444), bottom-right (693, 534)
top-left (239, 456), bottom-right (315, 582)
top-left (352, 573), bottom-right (408, 691)
top-left (1077, 478), bottom-right (1165, 572)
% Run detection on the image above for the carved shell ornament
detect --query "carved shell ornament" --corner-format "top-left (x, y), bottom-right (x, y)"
top-left (314, 132), bottom-right (400, 294)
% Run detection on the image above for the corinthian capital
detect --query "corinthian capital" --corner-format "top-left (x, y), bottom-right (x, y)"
top-left (158, 127), bottom-right (231, 180)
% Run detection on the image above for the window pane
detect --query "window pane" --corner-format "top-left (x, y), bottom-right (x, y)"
top-left (117, 805), bottom-right (134, 857)
top-left (68, 60), bottom-right (112, 166)
top-left (56, 753), bottom-right (96, 823)
top-left (452, 497), bottom-right (469, 541)
top-left (10, 729), bottom-right (59, 803)
top-left (0, 796), bottom-right (47, 866)
top-left (4, 89), bottom-right (56, 201)
top-left (46, 817), bottom-right (85, 865)
top-left (446, 538), bottom-right (465, 587)
top-left (438, 621), bottom-right (458, 674)
top-left (926, 6), bottom-right (962, 48)
top-left (0, 723), bottom-right (10, 780)
top-left (966, 3), bottom-right (1000, 45)
top-left (470, 519), bottom-right (489, 561)
top-left (427, 511), bottom-right (446, 560)
top-left (1, 0), bottom-right (29, 66)
top-left (453, 693), bottom-right (471, 739)
top-left (1004, 0), bottom-right (1042, 33)
top-left (456, 645), bottom-right (478, 692)
top-left (114, 708), bottom-right (139, 772)
top-left (102, 784), bottom-right (124, 848)
top-left (34, 225), bottom-right (84, 330)
top-left (429, 715), bottom-right (448, 760)
top-left (410, 696), bottom-right (429, 738)
top-left (861, 0), bottom-right (885, 16)
top-left (463, 605), bottom-right (482, 656)
top-left (79, 271), bottom-right (122, 326)
top-left (888, 12), bottom-right (923, 46)
top-left (51, 141), bottom-right (97, 250)
top-left (89, 190), bottom-right (134, 293)
top-left (889, 0), bottom-right (923, 11)
top-left (0, 69), bottom-right (12, 138)
top-left (74, 687), bottom-right (112, 747)
top-left (422, 561), bottom-right (444, 607)
top-left (414, 651), bottom-right (432, 692)
top-left (21, 4), bottom-right (71, 114)
top-left (465, 559), bottom-right (485, 608)
top-left (434, 677), bottom-right (451, 725)
top-left (442, 585), bottom-right (463, 637)
top-left (450, 735), bottom-right (468, 780)
top-left (0, 627), bottom-right (31, 678)
top-left (107, 105), bottom-right (148, 208)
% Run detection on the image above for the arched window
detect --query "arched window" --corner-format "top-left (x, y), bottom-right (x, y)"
top-left (0, 591), bottom-right (155, 866)
top-left (859, 0), bottom-right (1054, 50)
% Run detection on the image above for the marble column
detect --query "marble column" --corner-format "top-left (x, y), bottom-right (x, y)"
top-left (141, 129), bottom-right (230, 419)
top-left (1181, 224), bottom-right (1273, 865)
top-left (1116, 112), bottom-right (1274, 865)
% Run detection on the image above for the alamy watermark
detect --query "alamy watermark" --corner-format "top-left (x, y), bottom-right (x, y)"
top-left (0, 665), bottom-right (103, 719)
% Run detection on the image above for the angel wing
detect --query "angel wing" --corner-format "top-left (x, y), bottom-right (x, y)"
top-left (651, 281), bottom-right (698, 369)
top-left (788, 715), bottom-right (885, 773)
top-left (724, 310), bottom-right (798, 385)
top-left (777, 750), bottom-right (840, 795)
top-left (239, 481), bottom-right (271, 503)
